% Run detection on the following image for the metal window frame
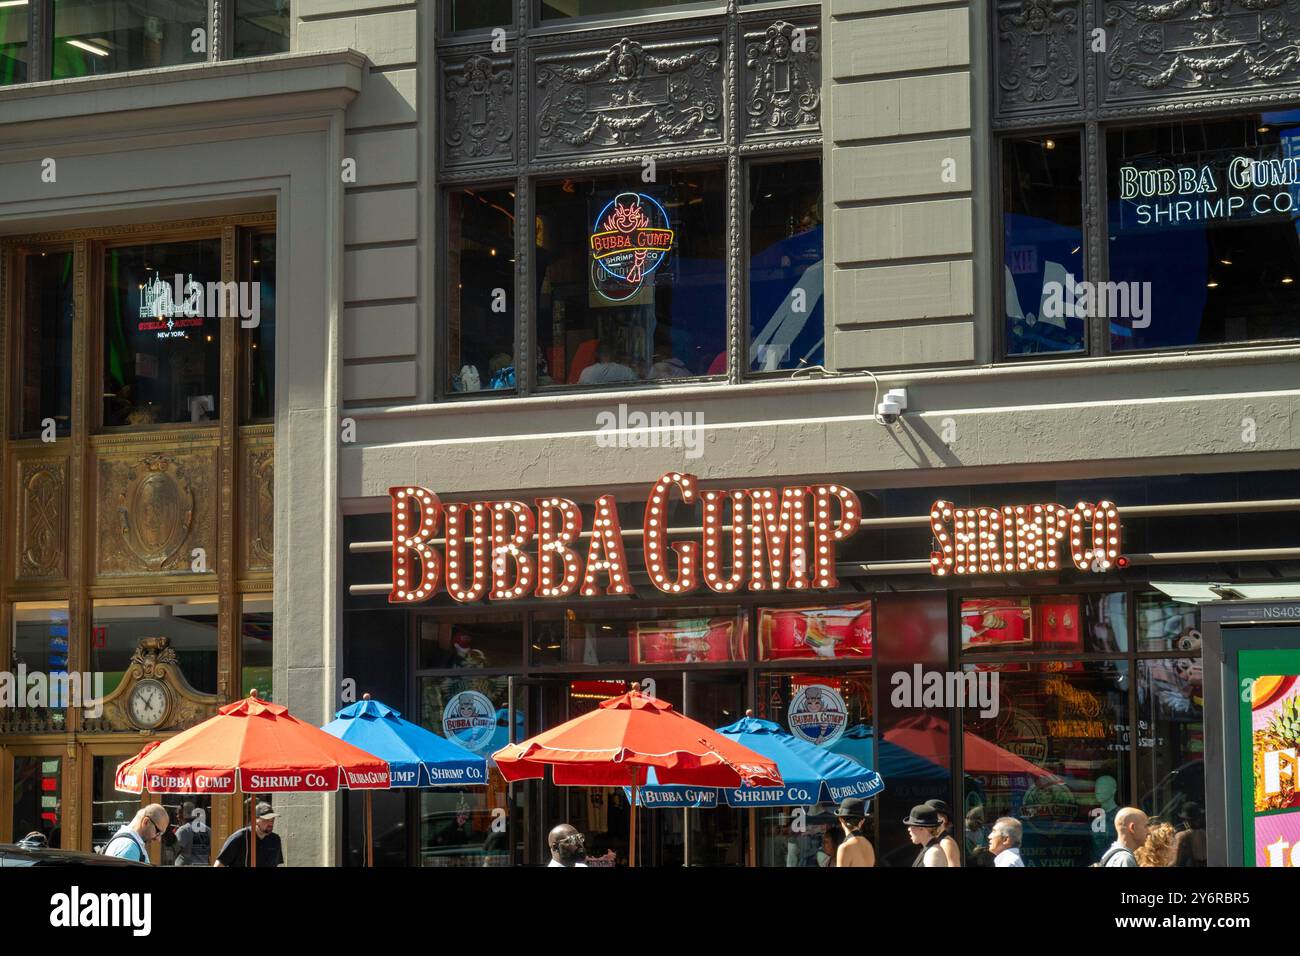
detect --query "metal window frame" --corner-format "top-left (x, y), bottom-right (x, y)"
top-left (435, 0), bottom-right (824, 401)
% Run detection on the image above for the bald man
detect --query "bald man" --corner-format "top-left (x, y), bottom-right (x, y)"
top-left (547, 824), bottom-right (588, 867)
top-left (1101, 807), bottom-right (1148, 867)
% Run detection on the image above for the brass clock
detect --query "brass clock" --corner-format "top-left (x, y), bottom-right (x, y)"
top-left (128, 678), bottom-right (170, 730)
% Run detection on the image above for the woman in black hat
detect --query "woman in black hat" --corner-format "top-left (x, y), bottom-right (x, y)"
top-left (904, 805), bottom-right (948, 867)
top-left (834, 797), bottom-right (875, 867)
top-left (925, 798), bottom-right (962, 867)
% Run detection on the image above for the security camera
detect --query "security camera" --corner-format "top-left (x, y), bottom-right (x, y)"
top-left (876, 388), bottom-right (907, 425)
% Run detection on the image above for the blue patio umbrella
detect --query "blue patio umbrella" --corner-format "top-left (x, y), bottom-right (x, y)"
top-left (322, 694), bottom-right (488, 865)
top-left (628, 714), bottom-right (885, 810)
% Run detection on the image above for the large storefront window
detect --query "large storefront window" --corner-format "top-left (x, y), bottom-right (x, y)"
top-left (749, 159), bottom-right (824, 372)
top-left (540, 0), bottom-right (705, 18)
top-left (52, 0), bottom-right (207, 79)
top-left (1108, 112), bottom-right (1300, 351)
top-left (0, 3), bottom-right (27, 84)
top-left (755, 669), bottom-right (872, 866)
top-left (963, 661), bottom-right (1130, 868)
top-left (103, 238), bottom-right (222, 427)
top-left (535, 167), bottom-right (726, 387)
top-left (419, 611), bottom-right (522, 670)
top-left (1137, 656), bottom-right (1204, 835)
top-left (1135, 592), bottom-right (1200, 652)
top-left (16, 249), bottom-right (74, 438)
top-left (1002, 133), bottom-right (1085, 355)
top-left (757, 601), bottom-right (871, 661)
top-left (447, 187), bottom-right (516, 394)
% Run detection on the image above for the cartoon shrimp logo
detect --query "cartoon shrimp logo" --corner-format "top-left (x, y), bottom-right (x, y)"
top-left (589, 191), bottom-right (674, 301)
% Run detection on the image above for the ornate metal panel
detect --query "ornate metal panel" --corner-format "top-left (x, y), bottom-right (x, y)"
top-left (741, 18), bottom-right (821, 141)
top-left (442, 50), bottom-right (518, 171)
top-left (14, 456), bottom-right (69, 583)
top-left (240, 437), bottom-right (274, 576)
top-left (531, 33), bottom-right (724, 163)
top-left (1102, 0), bottom-right (1300, 105)
top-left (996, 0), bottom-right (1084, 116)
top-left (95, 444), bottom-right (217, 578)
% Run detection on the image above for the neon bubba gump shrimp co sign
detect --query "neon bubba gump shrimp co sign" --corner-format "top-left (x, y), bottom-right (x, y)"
top-left (385, 472), bottom-right (1123, 604)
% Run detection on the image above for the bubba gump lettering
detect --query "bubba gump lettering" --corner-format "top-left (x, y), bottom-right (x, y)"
top-left (388, 471), bottom-right (861, 604)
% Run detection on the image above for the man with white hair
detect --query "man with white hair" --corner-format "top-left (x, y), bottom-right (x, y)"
top-left (988, 816), bottom-right (1025, 867)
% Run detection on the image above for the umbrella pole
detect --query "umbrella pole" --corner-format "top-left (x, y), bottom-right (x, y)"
top-left (629, 782), bottom-right (638, 869)
top-left (747, 807), bottom-right (756, 868)
top-left (365, 790), bottom-right (374, 868)
top-left (249, 793), bottom-right (257, 868)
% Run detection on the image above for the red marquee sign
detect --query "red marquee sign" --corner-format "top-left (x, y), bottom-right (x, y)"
top-left (929, 500), bottom-right (1123, 576)
top-left (388, 472), bottom-right (861, 604)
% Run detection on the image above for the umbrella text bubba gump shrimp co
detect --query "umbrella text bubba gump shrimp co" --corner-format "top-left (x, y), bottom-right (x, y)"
top-left (387, 471), bottom-right (863, 604)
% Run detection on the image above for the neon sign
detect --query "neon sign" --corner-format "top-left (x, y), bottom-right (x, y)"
top-left (138, 273), bottom-right (205, 339)
top-left (589, 191), bottom-right (674, 301)
top-left (929, 500), bottom-right (1122, 575)
top-left (1118, 152), bottom-right (1300, 227)
top-left (387, 472), bottom-right (860, 604)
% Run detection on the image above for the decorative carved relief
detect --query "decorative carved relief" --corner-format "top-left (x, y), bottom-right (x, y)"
top-left (533, 35), bottom-right (723, 161)
top-left (443, 53), bottom-right (516, 169)
top-left (997, 0), bottom-right (1083, 114)
top-left (743, 20), bottom-right (821, 138)
top-left (242, 444), bottom-right (274, 574)
top-left (97, 447), bottom-right (215, 577)
top-left (1103, 0), bottom-right (1300, 102)
top-left (89, 636), bottom-right (222, 733)
top-left (16, 459), bottom-right (67, 581)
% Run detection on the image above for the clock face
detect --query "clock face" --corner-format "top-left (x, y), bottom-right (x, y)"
top-left (129, 680), bottom-right (169, 730)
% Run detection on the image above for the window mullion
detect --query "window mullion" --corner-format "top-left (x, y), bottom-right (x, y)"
top-left (1085, 120), bottom-right (1105, 357)
top-left (516, 173), bottom-right (531, 396)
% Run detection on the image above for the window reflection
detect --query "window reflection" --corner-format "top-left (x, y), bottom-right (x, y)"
top-left (1135, 592), bottom-right (1199, 652)
top-left (53, 0), bottom-right (206, 78)
top-left (540, 0), bottom-right (708, 19)
top-left (1137, 657), bottom-right (1205, 866)
top-left (755, 671), bottom-right (872, 867)
top-left (450, 0), bottom-right (512, 31)
top-left (960, 593), bottom-right (1127, 655)
top-left (447, 187), bottom-right (516, 393)
top-left (535, 168), bottom-right (726, 387)
top-left (1109, 113), bottom-right (1300, 350)
top-left (102, 239), bottom-right (222, 427)
top-left (91, 597), bottom-right (219, 706)
top-left (5, 604), bottom-right (71, 734)
top-left (11, 757), bottom-right (62, 849)
top-left (18, 250), bottom-right (74, 438)
top-left (963, 661), bottom-right (1129, 867)
top-left (0, 3), bottom-right (28, 84)
top-left (1002, 134), bottom-right (1085, 355)
top-left (245, 231), bottom-right (276, 420)
top-left (242, 598), bottom-right (273, 700)
top-left (749, 159), bottom-right (824, 372)
top-left (532, 606), bottom-right (745, 666)
top-left (234, 0), bottom-right (289, 58)
top-left (418, 612), bottom-right (522, 669)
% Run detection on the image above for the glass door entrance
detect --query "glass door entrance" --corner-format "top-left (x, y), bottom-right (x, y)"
top-left (532, 671), bottom-right (747, 866)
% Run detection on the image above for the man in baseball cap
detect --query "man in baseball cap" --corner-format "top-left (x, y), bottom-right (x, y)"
top-left (214, 801), bottom-right (283, 867)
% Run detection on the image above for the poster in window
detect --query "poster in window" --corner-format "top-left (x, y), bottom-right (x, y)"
top-left (633, 615), bottom-right (745, 664)
top-left (757, 602), bottom-right (872, 661)
top-left (1242, 652), bottom-right (1300, 866)
top-left (961, 598), bottom-right (1032, 650)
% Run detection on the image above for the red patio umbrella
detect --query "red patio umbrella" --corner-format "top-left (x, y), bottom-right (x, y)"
top-left (493, 688), bottom-right (782, 866)
top-left (883, 713), bottom-right (1054, 778)
top-left (116, 691), bottom-right (389, 865)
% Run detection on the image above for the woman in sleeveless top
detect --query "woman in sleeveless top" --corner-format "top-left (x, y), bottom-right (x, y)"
top-left (904, 804), bottom-right (949, 867)
top-left (925, 798), bottom-right (963, 867)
